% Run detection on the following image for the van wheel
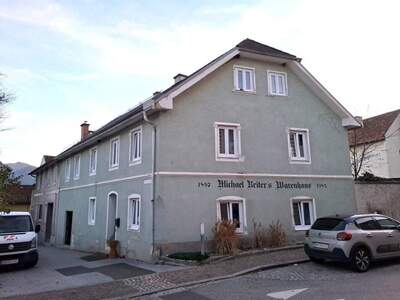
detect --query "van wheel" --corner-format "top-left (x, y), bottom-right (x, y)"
top-left (351, 247), bottom-right (370, 272)
top-left (309, 256), bottom-right (324, 264)
top-left (22, 256), bottom-right (38, 269)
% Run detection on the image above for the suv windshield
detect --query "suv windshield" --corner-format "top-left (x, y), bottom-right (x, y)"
top-left (311, 218), bottom-right (346, 231)
top-left (0, 215), bottom-right (33, 234)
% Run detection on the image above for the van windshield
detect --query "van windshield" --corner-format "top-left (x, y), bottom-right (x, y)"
top-left (0, 215), bottom-right (33, 234)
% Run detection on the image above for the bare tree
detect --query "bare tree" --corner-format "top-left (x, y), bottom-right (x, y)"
top-left (0, 73), bottom-right (14, 132)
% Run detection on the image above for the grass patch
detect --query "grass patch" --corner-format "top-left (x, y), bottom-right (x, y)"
top-left (168, 252), bottom-right (209, 261)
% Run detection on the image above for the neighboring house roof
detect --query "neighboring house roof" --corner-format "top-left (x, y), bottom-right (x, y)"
top-left (348, 109), bottom-right (400, 146)
top-left (6, 162), bottom-right (36, 186)
top-left (31, 38), bottom-right (360, 175)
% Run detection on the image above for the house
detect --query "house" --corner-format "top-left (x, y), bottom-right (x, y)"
top-left (348, 109), bottom-right (400, 178)
top-left (30, 39), bottom-right (360, 261)
top-left (5, 162), bottom-right (36, 211)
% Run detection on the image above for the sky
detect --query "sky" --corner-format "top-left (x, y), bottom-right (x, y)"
top-left (1, 0), bottom-right (399, 166)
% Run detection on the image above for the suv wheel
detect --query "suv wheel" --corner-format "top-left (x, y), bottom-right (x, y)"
top-left (351, 247), bottom-right (371, 272)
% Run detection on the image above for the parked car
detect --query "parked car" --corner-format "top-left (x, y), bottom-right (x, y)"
top-left (0, 211), bottom-right (40, 268)
top-left (304, 214), bottom-right (400, 272)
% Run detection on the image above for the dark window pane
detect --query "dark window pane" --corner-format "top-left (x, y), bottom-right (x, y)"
top-left (232, 203), bottom-right (240, 228)
top-left (292, 202), bottom-right (301, 225)
top-left (228, 129), bottom-right (235, 154)
top-left (220, 203), bottom-right (228, 221)
top-left (375, 217), bottom-right (399, 230)
top-left (356, 217), bottom-right (380, 230)
top-left (312, 218), bottom-right (346, 231)
top-left (298, 134), bottom-right (305, 157)
top-left (219, 128), bottom-right (225, 154)
top-left (303, 202), bottom-right (311, 225)
top-left (290, 133), bottom-right (297, 157)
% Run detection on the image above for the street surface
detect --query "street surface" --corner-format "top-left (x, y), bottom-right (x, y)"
top-left (146, 259), bottom-right (400, 300)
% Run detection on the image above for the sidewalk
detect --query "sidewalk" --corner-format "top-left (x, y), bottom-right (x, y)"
top-left (4, 246), bottom-right (308, 300)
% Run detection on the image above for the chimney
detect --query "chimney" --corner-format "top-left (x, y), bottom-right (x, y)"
top-left (80, 121), bottom-right (90, 140)
top-left (355, 116), bottom-right (363, 127)
top-left (173, 73), bottom-right (187, 84)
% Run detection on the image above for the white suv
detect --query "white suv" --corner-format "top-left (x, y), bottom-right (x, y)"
top-left (304, 214), bottom-right (400, 272)
top-left (0, 211), bottom-right (40, 268)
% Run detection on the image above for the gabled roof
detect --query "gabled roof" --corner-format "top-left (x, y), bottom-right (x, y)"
top-left (348, 109), bottom-right (400, 146)
top-left (236, 38), bottom-right (299, 61)
top-left (31, 38), bottom-right (359, 174)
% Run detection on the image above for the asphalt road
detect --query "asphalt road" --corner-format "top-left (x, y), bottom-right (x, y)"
top-left (146, 259), bottom-right (400, 300)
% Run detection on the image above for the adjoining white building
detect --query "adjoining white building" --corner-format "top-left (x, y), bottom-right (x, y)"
top-left (348, 109), bottom-right (400, 178)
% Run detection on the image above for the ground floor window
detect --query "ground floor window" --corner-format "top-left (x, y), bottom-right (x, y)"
top-left (291, 197), bottom-right (315, 230)
top-left (128, 194), bottom-right (140, 231)
top-left (88, 197), bottom-right (96, 225)
top-left (216, 196), bottom-right (246, 233)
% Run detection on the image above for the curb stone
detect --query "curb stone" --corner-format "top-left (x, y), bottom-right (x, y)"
top-left (106, 258), bottom-right (310, 300)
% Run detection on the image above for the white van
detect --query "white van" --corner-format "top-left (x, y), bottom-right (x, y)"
top-left (0, 211), bottom-right (40, 268)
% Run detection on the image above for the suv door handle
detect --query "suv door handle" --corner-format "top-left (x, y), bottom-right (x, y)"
top-left (366, 233), bottom-right (373, 238)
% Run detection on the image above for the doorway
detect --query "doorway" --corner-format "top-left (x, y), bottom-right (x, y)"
top-left (106, 192), bottom-right (118, 243)
top-left (64, 211), bottom-right (73, 245)
top-left (45, 203), bottom-right (54, 243)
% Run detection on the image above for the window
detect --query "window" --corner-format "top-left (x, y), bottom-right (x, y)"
top-left (52, 166), bottom-right (57, 184)
top-left (233, 66), bottom-right (255, 92)
top-left (73, 155), bottom-right (80, 179)
top-left (109, 137), bottom-right (120, 170)
top-left (291, 198), bottom-right (315, 230)
top-left (38, 204), bottom-right (43, 221)
top-left (288, 129), bottom-right (310, 162)
top-left (129, 127), bottom-right (142, 165)
top-left (36, 175), bottom-right (41, 190)
top-left (65, 159), bottom-right (71, 182)
top-left (88, 197), bottom-right (96, 225)
top-left (374, 217), bottom-right (399, 230)
top-left (89, 147), bottom-right (97, 175)
top-left (267, 71), bottom-right (287, 96)
top-left (215, 123), bottom-right (241, 160)
top-left (127, 195), bottom-right (140, 230)
top-left (355, 217), bottom-right (380, 230)
top-left (216, 197), bottom-right (246, 233)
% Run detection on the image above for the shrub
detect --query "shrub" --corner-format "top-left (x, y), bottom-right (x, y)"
top-left (253, 219), bottom-right (268, 248)
top-left (266, 220), bottom-right (287, 248)
top-left (213, 220), bottom-right (239, 255)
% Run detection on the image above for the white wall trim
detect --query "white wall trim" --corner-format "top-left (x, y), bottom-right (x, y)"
top-left (59, 173), bottom-right (152, 192)
top-left (155, 171), bottom-right (353, 179)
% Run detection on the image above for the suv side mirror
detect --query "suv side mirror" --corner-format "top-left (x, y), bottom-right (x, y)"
top-left (35, 224), bottom-right (41, 233)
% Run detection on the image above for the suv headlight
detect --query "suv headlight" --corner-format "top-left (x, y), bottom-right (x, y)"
top-left (30, 237), bottom-right (37, 248)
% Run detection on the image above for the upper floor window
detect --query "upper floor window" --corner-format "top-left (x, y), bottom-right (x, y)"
top-left (233, 66), bottom-right (255, 93)
top-left (291, 197), bottom-right (315, 230)
top-left (36, 175), bottom-right (41, 190)
top-left (65, 159), bottom-right (71, 182)
top-left (267, 70), bottom-right (287, 96)
top-left (89, 147), bottom-right (97, 176)
top-left (73, 155), bottom-right (80, 179)
top-left (109, 137), bottom-right (120, 170)
top-left (215, 122), bottom-right (241, 161)
top-left (288, 128), bottom-right (311, 163)
top-left (127, 194), bottom-right (140, 231)
top-left (88, 197), bottom-right (96, 225)
top-left (129, 127), bottom-right (142, 165)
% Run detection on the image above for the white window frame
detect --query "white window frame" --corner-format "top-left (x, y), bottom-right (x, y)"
top-left (109, 137), bottom-right (120, 170)
top-left (267, 70), bottom-right (288, 96)
top-left (287, 128), bottom-right (311, 164)
top-left (65, 159), bottom-right (71, 182)
top-left (88, 197), bottom-right (96, 225)
top-left (89, 147), bottom-right (97, 176)
top-left (216, 196), bottom-right (247, 234)
top-left (214, 122), bottom-right (242, 161)
top-left (129, 126), bottom-right (142, 166)
top-left (233, 65), bottom-right (256, 93)
top-left (73, 155), bottom-right (80, 180)
top-left (290, 197), bottom-right (316, 231)
top-left (127, 194), bottom-right (141, 231)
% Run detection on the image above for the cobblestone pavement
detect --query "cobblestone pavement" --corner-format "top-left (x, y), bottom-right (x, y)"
top-left (146, 259), bottom-right (400, 300)
top-left (3, 247), bottom-right (307, 299)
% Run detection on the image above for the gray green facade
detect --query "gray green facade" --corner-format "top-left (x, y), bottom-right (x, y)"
top-left (31, 40), bottom-right (359, 262)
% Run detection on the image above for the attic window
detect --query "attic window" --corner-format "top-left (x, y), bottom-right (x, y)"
top-left (233, 66), bottom-right (255, 93)
top-left (267, 70), bottom-right (287, 96)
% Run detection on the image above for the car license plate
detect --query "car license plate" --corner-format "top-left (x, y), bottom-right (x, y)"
top-left (313, 242), bottom-right (329, 250)
top-left (0, 259), bottom-right (18, 265)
